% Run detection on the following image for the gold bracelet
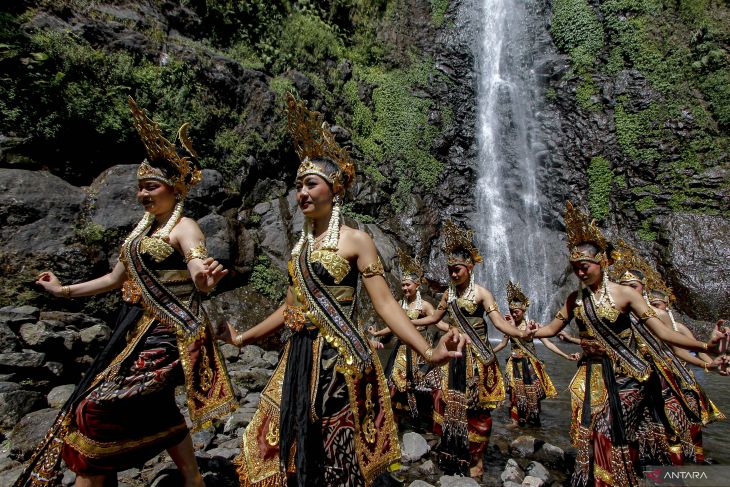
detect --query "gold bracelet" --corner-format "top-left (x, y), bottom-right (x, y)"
top-left (233, 333), bottom-right (245, 348)
top-left (361, 258), bottom-right (385, 278)
top-left (184, 243), bottom-right (209, 263)
top-left (639, 308), bottom-right (657, 321)
top-left (423, 346), bottom-right (434, 364)
top-left (61, 285), bottom-right (71, 298)
top-left (702, 342), bottom-right (708, 351)
top-left (703, 362), bottom-right (710, 373)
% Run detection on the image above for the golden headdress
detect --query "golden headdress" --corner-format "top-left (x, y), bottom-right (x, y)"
top-left (648, 280), bottom-right (676, 306)
top-left (128, 97), bottom-right (202, 196)
top-left (609, 240), bottom-right (657, 286)
top-left (397, 247), bottom-right (424, 284)
top-left (443, 220), bottom-right (483, 266)
top-left (565, 201), bottom-right (611, 266)
top-left (286, 93), bottom-right (355, 195)
top-left (506, 280), bottom-right (530, 310)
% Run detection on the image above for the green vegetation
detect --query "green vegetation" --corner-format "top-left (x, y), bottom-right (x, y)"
top-left (551, 0), bottom-right (604, 70)
top-left (249, 254), bottom-right (288, 301)
top-left (586, 156), bottom-right (614, 221)
top-left (430, 0), bottom-right (449, 27)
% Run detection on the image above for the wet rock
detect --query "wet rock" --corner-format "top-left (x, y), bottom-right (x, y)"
top-left (206, 447), bottom-right (239, 460)
top-left (511, 435), bottom-right (537, 457)
top-left (10, 408), bottom-right (58, 459)
top-left (0, 382), bottom-right (21, 393)
top-left (501, 458), bottom-right (525, 484)
top-left (409, 481), bottom-right (435, 487)
top-left (401, 432), bottom-right (430, 463)
top-left (524, 461), bottom-right (550, 484)
top-left (502, 482), bottom-right (522, 487)
top-left (417, 459), bottom-right (437, 475)
top-left (47, 384), bottom-right (75, 408)
top-left (0, 465), bottom-right (24, 485)
top-left (229, 368), bottom-right (273, 392)
top-left (534, 441), bottom-right (564, 467)
top-left (224, 409), bottom-right (250, 433)
top-left (57, 330), bottom-right (82, 353)
top-left (262, 350), bottom-right (279, 366)
top-left (220, 343), bottom-right (240, 361)
top-left (192, 428), bottom-right (215, 450)
top-left (523, 476), bottom-right (546, 487)
top-left (89, 164), bottom-right (140, 231)
top-left (44, 361), bottom-right (64, 377)
top-left (61, 469), bottom-right (76, 486)
top-left (438, 476), bottom-right (479, 486)
top-left (237, 344), bottom-right (267, 368)
top-left (39, 311), bottom-right (104, 330)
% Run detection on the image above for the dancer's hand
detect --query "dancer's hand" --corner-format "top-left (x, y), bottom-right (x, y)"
top-left (568, 352), bottom-right (581, 361)
top-left (430, 328), bottom-right (468, 365)
top-left (36, 271), bottom-right (63, 296)
top-left (195, 257), bottom-right (229, 293)
top-left (367, 325), bottom-right (377, 336)
top-left (217, 320), bottom-right (242, 347)
top-left (558, 331), bottom-right (568, 342)
top-left (706, 321), bottom-right (728, 354)
top-left (368, 339), bottom-right (384, 350)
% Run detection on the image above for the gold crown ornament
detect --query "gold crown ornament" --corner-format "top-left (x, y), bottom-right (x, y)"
top-left (564, 201), bottom-right (613, 266)
top-left (506, 280), bottom-right (530, 310)
top-left (286, 93), bottom-right (355, 195)
top-left (443, 220), bottom-right (483, 266)
top-left (397, 247), bottom-right (424, 284)
top-left (609, 239), bottom-right (659, 286)
top-left (128, 97), bottom-right (202, 196)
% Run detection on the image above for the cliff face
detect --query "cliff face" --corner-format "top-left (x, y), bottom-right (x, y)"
top-left (0, 0), bottom-right (727, 325)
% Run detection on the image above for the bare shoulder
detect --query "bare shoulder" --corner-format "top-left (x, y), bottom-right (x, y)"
top-left (341, 225), bottom-right (372, 244)
top-left (174, 216), bottom-right (201, 232)
top-left (476, 285), bottom-right (495, 301)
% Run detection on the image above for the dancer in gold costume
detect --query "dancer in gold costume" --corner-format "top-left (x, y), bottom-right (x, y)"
top-left (493, 281), bottom-right (579, 426)
top-left (223, 94), bottom-right (466, 487)
top-left (15, 98), bottom-right (235, 487)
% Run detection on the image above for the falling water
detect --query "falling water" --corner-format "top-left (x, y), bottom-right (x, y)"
top-left (472, 0), bottom-right (553, 323)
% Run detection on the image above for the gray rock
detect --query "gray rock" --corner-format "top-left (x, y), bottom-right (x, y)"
top-left (89, 164), bottom-right (140, 231)
top-left (206, 447), bottom-right (239, 460)
top-left (10, 408), bottom-right (58, 458)
top-left (438, 476), bottom-right (479, 486)
top-left (0, 390), bottom-right (43, 428)
top-left (503, 483), bottom-right (522, 487)
top-left (224, 409), bottom-right (249, 433)
top-left (192, 428), bottom-right (215, 450)
top-left (0, 350), bottom-right (46, 371)
top-left (219, 343), bottom-right (240, 361)
top-left (409, 481), bottom-right (435, 487)
top-left (262, 350), bottom-right (279, 366)
top-left (501, 458), bottom-right (525, 484)
top-left (401, 431), bottom-right (429, 463)
top-left (44, 361), bottom-right (64, 377)
top-left (61, 469), bottom-right (76, 487)
top-left (230, 368), bottom-right (273, 392)
top-left (0, 382), bottom-right (21, 393)
top-left (534, 441), bottom-right (564, 467)
top-left (417, 459), bottom-right (437, 475)
top-left (0, 323), bottom-right (21, 352)
top-left (511, 435), bottom-right (536, 457)
top-left (119, 467), bottom-right (140, 479)
top-left (39, 311), bottom-right (104, 330)
top-left (522, 476), bottom-right (546, 487)
top-left (57, 329), bottom-right (81, 353)
top-left (0, 456), bottom-right (20, 473)
top-left (252, 198), bottom-right (292, 270)
top-left (19, 322), bottom-right (64, 351)
top-left (0, 306), bottom-right (40, 327)
top-left (0, 465), bottom-right (24, 485)
top-left (198, 213), bottom-right (235, 263)
top-left (79, 324), bottom-right (112, 352)
top-left (524, 461), bottom-right (550, 483)
top-left (47, 384), bottom-right (75, 408)
top-left (237, 344), bottom-right (266, 367)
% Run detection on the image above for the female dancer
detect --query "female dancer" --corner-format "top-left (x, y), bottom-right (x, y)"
top-left (369, 248), bottom-right (438, 423)
top-left (531, 202), bottom-right (726, 487)
top-left (223, 94), bottom-right (465, 487)
top-left (409, 220), bottom-right (532, 478)
top-left (493, 281), bottom-right (579, 427)
top-left (15, 98), bottom-right (236, 487)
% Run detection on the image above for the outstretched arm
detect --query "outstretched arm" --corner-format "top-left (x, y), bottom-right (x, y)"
top-left (541, 337), bottom-right (580, 360)
top-left (558, 331), bottom-right (581, 344)
top-left (36, 260), bottom-right (127, 298)
top-left (224, 288), bottom-right (291, 346)
top-left (480, 288), bottom-right (531, 338)
top-left (534, 293), bottom-right (577, 338)
top-left (492, 335), bottom-right (509, 353)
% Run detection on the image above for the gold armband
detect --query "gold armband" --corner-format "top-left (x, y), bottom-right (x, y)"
top-left (639, 308), bottom-right (657, 321)
top-left (484, 302), bottom-right (499, 315)
top-left (703, 362), bottom-right (710, 373)
top-left (184, 243), bottom-right (209, 263)
top-left (361, 258), bottom-right (384, 278)
top-left (555, 310), bottom-right (567, 322)
top-left (423, 346), bottom-right (435, 364)
top-left (61, 285), bottom-right (71, 298)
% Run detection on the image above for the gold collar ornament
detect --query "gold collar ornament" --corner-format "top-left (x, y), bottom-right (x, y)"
top-left (506, 280), bottom-right (530, 311)
top-left (443, 220), bottom-right (483, 266)
top-left (564, 202), bottom-right (614, 267)
top-left (128, 97), bottom-right (202, 196)
top-left (286, 93), bottom-right (355, 195)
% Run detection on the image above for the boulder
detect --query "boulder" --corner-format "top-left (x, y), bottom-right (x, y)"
top-left (206, 447), bottom-right (239, 460)
top-left (19, 322), bottom-right (64, 352)
top-left (524, 461), bottom-right (550, 484)
top-left (0, 306), bottom-right (40, 329)
top-left (501, 458), bottom-right (525, 484)
top-left (10, 408), bottom-right (58, 458)
top-left (534, 441), bottom-right (564, 467)
top-left (511, 435), bottom-right (537, 457)
top-left (47, 384), bottom-right (76, 408)
top-left (438, 476), bottom-right (479, 486)
top-left (89, 165), bottom-right (141, 231)
top-left (401, 432), bottom-right (430, 463)
top-left (229, 368), bottom-right (273, 392)
top-left (408, 481), bottom-right (435, 487)
top-left (79, 324), bottom-right (112, 353)
top-left (522, 476), bottom-right (545, 487)
top-left (0, 323), bottom-right (21, 352)
top-left (0, 350), bottom-right (46, 372)
top-left (197, 213), bottom-right (235, 264)
top-left (417, 460), bottom-right (437, 475)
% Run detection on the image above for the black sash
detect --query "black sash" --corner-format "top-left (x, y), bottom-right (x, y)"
top-left (293, 243), bottom-right (371, 368)
top-left (509, 334), bottom-right (541, 364)
top-left (581, 289), bottom-right (650, 381)
top-left (448, 300), bottom-right (495, 365)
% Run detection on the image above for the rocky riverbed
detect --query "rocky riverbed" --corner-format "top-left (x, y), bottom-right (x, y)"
top-left (0, 304), bottom-right (574, 487)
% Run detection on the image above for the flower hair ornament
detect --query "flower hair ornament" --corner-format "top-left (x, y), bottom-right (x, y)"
top-left (506, 280), bottom-right (530, 311)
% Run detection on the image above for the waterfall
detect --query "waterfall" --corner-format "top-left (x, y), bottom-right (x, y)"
top-left (472, 0), bottom-right (554, 323)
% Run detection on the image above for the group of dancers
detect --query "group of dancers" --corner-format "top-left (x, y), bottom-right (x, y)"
top-left (15, 94), bottom-right (728, 487)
